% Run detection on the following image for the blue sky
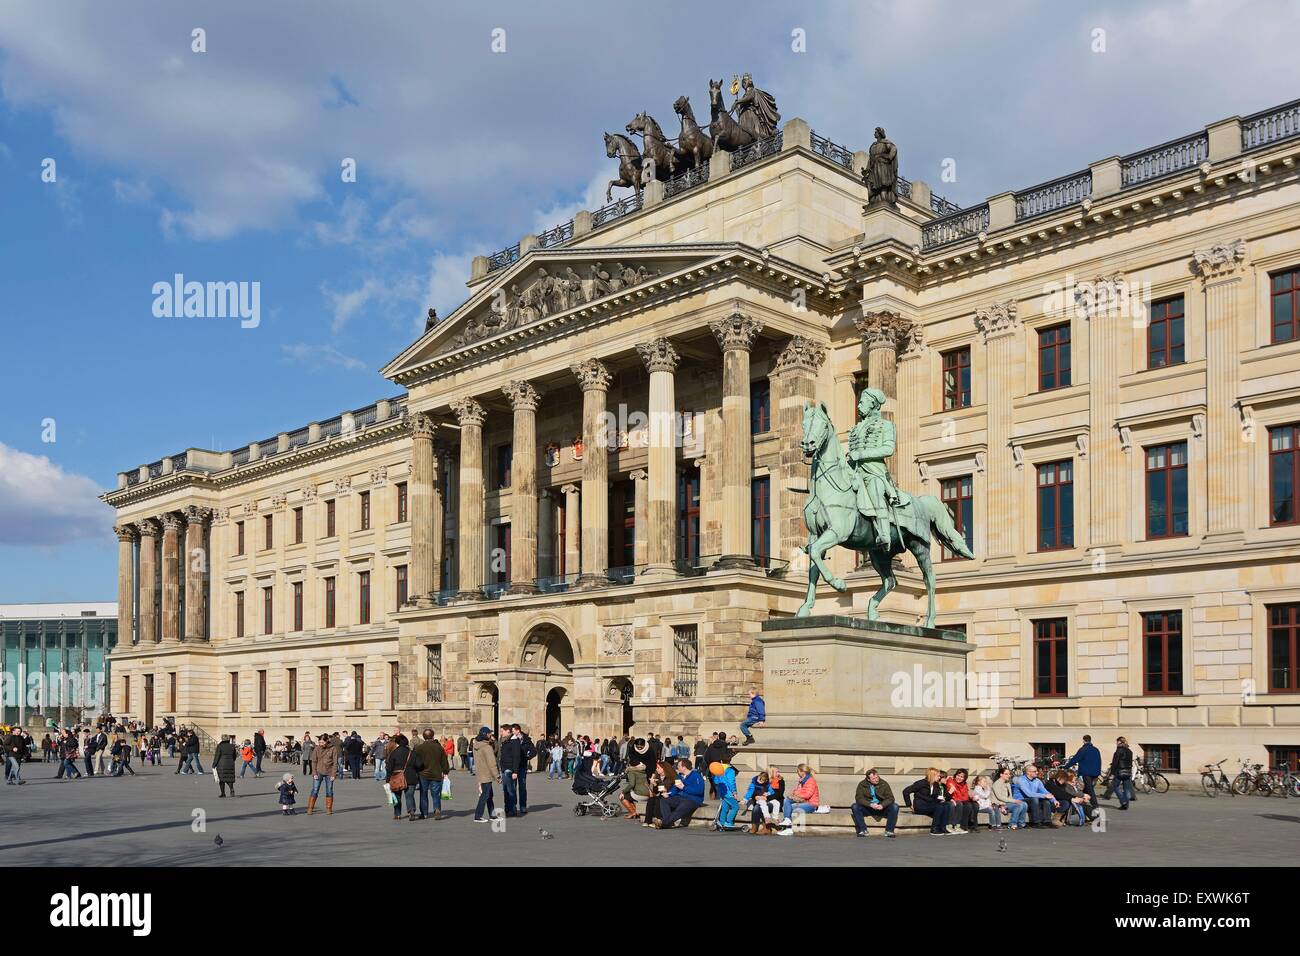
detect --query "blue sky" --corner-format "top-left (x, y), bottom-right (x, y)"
top-left (1, 0), bottom-right (1296, 601)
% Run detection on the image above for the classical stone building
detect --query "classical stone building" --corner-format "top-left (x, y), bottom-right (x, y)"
top-left (103, 96), bottom-right (1300, 775)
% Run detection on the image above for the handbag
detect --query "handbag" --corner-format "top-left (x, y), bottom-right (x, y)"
top-left (389, 750), bottom-right (411, 793)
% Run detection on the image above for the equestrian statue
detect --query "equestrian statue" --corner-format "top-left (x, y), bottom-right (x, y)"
top-left (796, 389), bottom-right (974, 625)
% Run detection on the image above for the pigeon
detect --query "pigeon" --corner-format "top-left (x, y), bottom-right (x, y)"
top-left (996, 839), bottom-right (1007, 852)
top-left (214, 834), bottom-right (224, 848)
top-left (538, 827), bottom-right (554, 840)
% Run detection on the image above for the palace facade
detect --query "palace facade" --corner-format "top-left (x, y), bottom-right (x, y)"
top-left (103, 97), bottom-right (1300, 775)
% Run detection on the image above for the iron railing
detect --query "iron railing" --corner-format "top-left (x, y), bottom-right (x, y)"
top-left (537, 220), bottom-right (574, 248)
top-left (487, 243), bottom-right (520, 273)
top-left (730, 131), bottom-right (783, 171)
top-left (1121, 132), bottom-right (1208, 188)
top-left (1242, 98), bottom-right (1300, 151)
top-left (810, 130), bottom-right (854, 169)
top-left (921, 203), bottom-right (990, 249)
top-left (931, 193), bottom-right (962, 216)
top-left (1015, 170), bottom-right (1093, 221)
top-left (591, 192), bottom-right (643, 228)
top-left (663, 161), bottom-right (709, 199)
top-left (896, 174), bottom-right (913, 200)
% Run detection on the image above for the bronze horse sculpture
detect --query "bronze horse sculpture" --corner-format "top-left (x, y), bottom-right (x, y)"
top-left (626, 112), bottom-right (677, 182)
top-left (672, 95), bottom-right (713, 170)
top-left (708, 78), bottom-right (756, 152)
top-left (797, 401), bottom-right (974, 625)
top-left (604, 132), bottom-right (643, 202)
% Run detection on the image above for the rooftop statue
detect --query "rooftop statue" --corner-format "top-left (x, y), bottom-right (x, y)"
top-left (729, 73), bottom-right (780, 142)
top-left (797, 391), bottom-right (974, 624)
top-left (863, 126), bottom-right (899, 208)
top-left (626, 112), bottom-right (678, 182)
top-left (604, 132), bottom-right (643, 202)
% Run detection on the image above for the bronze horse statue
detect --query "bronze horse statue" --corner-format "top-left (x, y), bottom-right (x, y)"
top-left (626, 112), bottom-right (677, 182)
top-left (708, 78), bottom-right (756, 152)
top-left (672, 95), bottom-right (713, 171)
top-left (604, 132), bottom-right (643, 202)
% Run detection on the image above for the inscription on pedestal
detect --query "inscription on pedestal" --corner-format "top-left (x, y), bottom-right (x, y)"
top-left (768, 655), bottom-right (830, 686)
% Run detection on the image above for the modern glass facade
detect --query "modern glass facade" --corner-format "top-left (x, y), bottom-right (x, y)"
top-left (0, 606), bottom-right (117, 728)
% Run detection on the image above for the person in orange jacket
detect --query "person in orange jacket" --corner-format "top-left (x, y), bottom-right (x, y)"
top-left (239, 739), bottom-right (258, 778)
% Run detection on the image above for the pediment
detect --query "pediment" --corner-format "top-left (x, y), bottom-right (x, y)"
top-left (381, 242), bottom-right (832, 385)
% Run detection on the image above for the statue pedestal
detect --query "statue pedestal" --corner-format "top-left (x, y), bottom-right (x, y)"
top-left (733, 615), bottom-right (990, 807)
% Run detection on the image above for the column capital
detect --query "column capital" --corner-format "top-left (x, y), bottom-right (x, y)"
top-left (1072, 274), bottom-right (1129, 321)
top-left (709, 311), bottom-right (764, 352)
top-left (570, 358), bottom-right (612, 392)
top-left (773, 335), bottom-right (828, 375)
top-left (503, 379), bottom-right (541, 411)
top-left (560, 483), bottom-right (580, 496)
top-left (450, 396), bottom-right (487, 428)
top-left (136, 517), bottom-right (161, 538)
top-left (1190, 238), bottom-right (1247, 283)
top-left (629, 468), bottom-right (648, 482)
top-left (114, 524), bottom-right (138, 542)
top-left (408, 411), bottom-right (437, 441)
top-left (854, 309), bottom-right (918, 353)
top-left (183, 505), bottom-right (211, 527)
top-left (973, 299), bottom-right (1020, 342)
top-left (636, 337), bottom-right (680, 374)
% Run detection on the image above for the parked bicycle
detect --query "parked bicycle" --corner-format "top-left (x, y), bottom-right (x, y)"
top-left (1133, 757), bottom-right (1170, 794)
top-left (1232, 760), bottom-right (1271, 795)
top-left (1199, 758), bottom-right (1235, 798)
top-left (1255, 762), bottom-right (1300, 798)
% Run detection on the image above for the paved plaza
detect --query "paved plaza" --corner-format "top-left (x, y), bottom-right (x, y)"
top-left (2, 763), bottom-right (1294, 867)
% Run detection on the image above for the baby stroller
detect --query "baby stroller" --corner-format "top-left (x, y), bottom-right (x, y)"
top-left (573, 767), bottom-right (627, 818)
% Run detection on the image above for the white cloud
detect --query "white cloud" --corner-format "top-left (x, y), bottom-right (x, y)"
top-left (424, 249), bottom-right (482, 333)
top-left (0, 442), bottom-right (109, 546)
top-left (112, 178), bottom-right (152, 203)
top-left (280, 343), bottom-right (367, 372)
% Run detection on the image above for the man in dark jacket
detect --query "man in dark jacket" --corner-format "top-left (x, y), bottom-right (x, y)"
top-left (514, 725), bottom-right (534, 816)
top-left (456, 733), bottom-right (470, 771)
top-left (1108, 737), bottom-right (1134, 809)
top-left (411, 730), bottom-right (451, 820)
top-left (498, 728), bottom-right (523, 817)
top-left (183, 730), bottom-right (204, 775)
top-left (344, 732), bottom-right (364, 779)
top-left (851, 768), bottom-right (898, 837)
top-left (253, 730), bottom-right (268, 775)
top-left (4, 728), bottom-right (29, 785)
top-left (1065, 734), bottom-right (1102, 816)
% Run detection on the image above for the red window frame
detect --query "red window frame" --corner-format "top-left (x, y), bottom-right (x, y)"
top-left (1036, 460), bottom-right (1074, 551)
top-left (1144, 442), bottom-right (1189, 539)
top-left (236, 521), bottom-right (245, 556)
top-left (1268, 602), bottom-right (1300, 692)
top-left (324, 576), bottom-right (336, 628)
top-left (292, 581), bottom-right (303, 631)
top-left (359, 490), bottom-right (371, 531)
top-left (358, 571), bottom-right (371, 624)
top-left (1268, 745), bottom-right (1300, 773)
top-left (940, 475), bottom-right (973, 560)
top-left (1147, 295), bottom-right (1185, 369)
top-left (262, 586), bottom-right (273, 634)
top-left (396, 482), bottom-right (408, 524)
top-left (287, 668), bottom-right (297, 712)
top-left (942, 347), bottom-right (972, 409)
top-left (263, 514), bottom-right (273, 549)
top-left (230, 672), bottom-right (239, 712)
top-left (1269, 424), bottom-right (1299, 526)
top-left (1037, 323), bottom-right (1071, 391)
top-left (235, 591), bottom-right (245, 638)
top-left (257, 670), bottom-right (267, 712)
top-left (750, 378), bottom-right (771, 434)
top-left (1033, 618), bottom-right (1069, 698)
top-left (396, 565), bottom-right (408, 610)
top-left (319, 666), bottom-right (330, 711)
top-left (325, 499), bottom-right (336, 538)
top-left (1271, 267), bottom-right (1300, 344)
top-left (677, 468), bottom-right (701, 567)
top-left (751, 474), bottom-right (771, 563)
top-left (293, 507), bottom-right (304, 544)
top-left (1142, 610), bottom-right (1183, 695)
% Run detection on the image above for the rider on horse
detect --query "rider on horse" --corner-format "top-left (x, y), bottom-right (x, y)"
top-left (847, 388), bottom-right (904, 550)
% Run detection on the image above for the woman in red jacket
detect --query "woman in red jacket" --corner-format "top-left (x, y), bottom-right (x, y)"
top-left (946, 768), bottom-right (978, 833)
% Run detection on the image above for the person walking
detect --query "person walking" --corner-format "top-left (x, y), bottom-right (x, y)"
top-left (301, 732), bottom-right (315, 776)
top-left (58, 731), bottom-right (82, 779)
top-left (1109, 736), bottom-right (1135, 810)
top-left (371, 732), bottom-right (389, 781)
top-left (92, 726), bottom-right (110, 776)
top-left (111, 735), bottom-right (137, 776)
top-left (183, 729), bottom-right (204, 775)
top-left (457, 732), bottom-right (470, 772)
top-left (213, 735), bottom-right (238, 797)
top-left (386, 734), bottom-right (418, 822)
top-left (1065, 734), bottom-right (1102, 817)
top-left (239, 740), bottom-right (258, 778)
top-left (472, 727), bottom-right (499, 823)
top-left (498, 725), bottom-right (522, 816)
top-left (344, 732), bottom-right (364, 780)
top-left (412, 729), bottom-right (451, 820)
top-left (253, 730), bottom-right (268, 776)
top-left (4, 727), bottom-right (28, 785)
top-left (515, 724), bottom-right (534, 816)
top-left (308, 731), bottom-right (338, 815)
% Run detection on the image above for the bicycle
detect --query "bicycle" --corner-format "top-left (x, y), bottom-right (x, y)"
top-left (1256, 762), bottom-right (1300, 798)
top-left (1199, 758), bottom-right (1234, 798)
top-left (1231, 761), bottom-right (1270, 795)
top-left (1133, 758), bottom-right (1170, 794)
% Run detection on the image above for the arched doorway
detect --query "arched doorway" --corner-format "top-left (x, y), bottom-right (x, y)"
top-left (609, 677), bottom-right (635, 734)
top-left (519, 624), bottom-right (575, 738)
top-left (477, 682), bottom-right (499, 734)
top-left (546, 688), bottom-right (564, 737)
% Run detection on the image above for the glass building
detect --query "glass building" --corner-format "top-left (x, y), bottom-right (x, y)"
top-left (0, 603), bottom-right (117, 728)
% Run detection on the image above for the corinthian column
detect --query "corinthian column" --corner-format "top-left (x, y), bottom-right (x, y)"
top-left (183, 506), bottom-right (210, 641)
top-left (451, 397), bottom-right (487, 600)
top-left (571, 359), bottom-right (612, 588)
top-left (561, 483), bottom-right (581, 578)
top-left (630, 469), bottom-right (649, 568)
top-left (771, 336), bottom-right (827, 563)
top-left (710, 311), bottom-right (763, 569)
top-left (160, 512), bottom-right (183, 643)
top-left (635, 339), bottom-right (680, 579)
top-left (115, 525), bottom-right (137, 644)
top-left (974, 301), bottom-right (1020, 561)
top-left (504, 380), bottom-right (541, 593)
top-left (136, 518), bottom-right (160, 643)
top-left (409, 413), bottom-right (437, 606)
top-left (431, 442), bottom-right (445, 595)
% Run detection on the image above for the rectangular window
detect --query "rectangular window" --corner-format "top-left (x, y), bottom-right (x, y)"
top-left (353, 663), bottom-right (364, 710)
top-left (608, 480), bottom-right (635, 573)
top-left (1268, 602), bottom-right (1300, 692)
top-left (235, 591), bottom-right (245, 638)
top-left (236, 521), bottom-right (245, 556)
top-left (263, 513), bottom-right (273, 549)
top-left (1036, 460), bottom-right (1074, 551)
top-left (292, 581), bottom-right (304, 631)
top-left (396, 565), bottom-right (408, 610)
top-left (168, 672), bottom-right (176, 712)
top-left (324, 576), bottom-right (336, 628)
top-left (1145, 442), bottom-right (1189, 539)
top-left (750, 378), bottom-right (771, 434)
top-left (1033, 618), bottom-right (1068, 697)
top-left (318, 666), bottom-right (329, 711)
top-left (358, 571), bottom-right (371, 624)
top-left (1038, 323), bottom-right (1071, 391)
top-left (262, 586), bottom-right (273, 634)
top-left (1141, 744), bottom-right (1180, 773)
top-left (1271, 266), bottom-right (1300, 344)
top-left (677, 468), bottom-right (701, 568)
top-left (390, 661), bottom-right (399, 708)
top-left (495, 443), bottom-right (513, 490)
top-left (752, 475), bottom-right (771, 563)
top-left (942, 347), bottom-right (972, 410)
top-left (396, 482), bottom-right (408, 523)
top-left (1142, 610), bottom-right (1183, 695)
top-left (1147, 295), bottom-right (1185, 369)
top-left (1269, 424), bottom-right (1299, 526)
top-left (325, 499), bottom-right (336, 538)
top-left (257, 669), bottom-right (267, 711)
top-left (492, 524), bottom-right (512, 585)
top-left (426, 645), bottom-right (443, 703)
top-left (1268, 745), bottom-right (1300, 774)
top-left (287, 668), bottom-right (297, 712)
top-left (359, 490), bottom-right (371, 531)
top-left (672, 624), bottom-right (699, 698)
top-left (230, 672), bottom-right (239, 713)
top-left (293, 507), bottom-right (304, 544)
top-left (123, 675), bottom-right (130, 713)
top-left (940, 475), bottom-right (974, 560)
top-left (1030, 742), bottom-right (1065, 765)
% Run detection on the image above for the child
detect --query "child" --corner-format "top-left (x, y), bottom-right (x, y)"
top-left (278, 773), bottom-right (298, 815)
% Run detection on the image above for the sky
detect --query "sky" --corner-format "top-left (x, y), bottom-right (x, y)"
top-left (0, 0), bottom-right (1297, 601)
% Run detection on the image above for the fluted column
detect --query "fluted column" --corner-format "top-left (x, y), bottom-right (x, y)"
top-left (854, 309), bottom-right (919, 474)
top-left (137, 518), bottom-right (160, 643)
top-left (561, 483), bottom-right (581, 578)
top-left (710, 312), bottom-right (763, 569)
top-left (895, 331), bottom-right (928, 494)
top-left (183, 506), bottom-right (209, 641)
top-left (431, 442), bottom-right (445, 595)
top-left (630, 469), bottom-right (649, 568)
top-left (571, 359), bottom-right (612, 588)
top-left (1077, 277), bottom-right (1124, 551)
top-left (160, 512), bottom-right (183, 643)
top-left (504, 380), bottom-right (541, 593)
top-left (452, 397), bottom-right (487, 600)
top-left (409, 413), bottom-right (436, 606)
top-left (772, 336), bottom-right (828, 563)
top-left (974, 301), bottom-right (1020, 561)
top-left (114, 525), bottom-right (137, 644)
top-left (635, 339), bottom-right (680, 578)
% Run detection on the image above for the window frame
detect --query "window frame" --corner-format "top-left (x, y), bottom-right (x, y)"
top-left (396, 481), bottom-right (408, 524)
top-left (1037, 322), bottom-right (1072, 391)
top-left (324, 576), bottom-right (336, 628)
top-left (396, 564), bottom-right (408, 610)
top-left (1035, 459), bottom-right (1075, 551)
top-left (1267, 602), bottom-right (1300, 693)
top-left (292, 581), bottom-right (304, 632)
top-left (359, 490), bottom-right (371, 531)
top-left (1270, 266), bottom-right (1300, 344)
top-left (358, 570), bottom-right (371, 625)
top-left (1141, 610), bottom-right (1183, 696)
top-left (1146, 295), bottom-right (1186, 369)
top-left (1144, 442), bottom-right (1189, 540)
top-left (750, 377), bottom-right (771, 434)
top-left (1032, 618), bottom-right (1069, 698)
top-left (940, 474), bottom-right (974, 560)
top-left (751, 474), bottom-right (771, 563)
top-left (941, 346), bottom-right (972, 410)
top-left (1269, 423), bottom-right (1299, 527)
